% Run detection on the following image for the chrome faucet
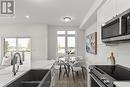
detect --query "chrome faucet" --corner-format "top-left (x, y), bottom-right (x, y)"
top-left (12, 52), bottom-right (23, 76)
top-left (109, 52), bottom-right (116, 65)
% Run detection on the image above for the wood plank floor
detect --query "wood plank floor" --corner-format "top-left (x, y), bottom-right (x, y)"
top-left (51, 68), bottom-right (88, 87)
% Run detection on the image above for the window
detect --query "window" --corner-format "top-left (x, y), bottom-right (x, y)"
top-left (57, 31), bottom-right (65, 35)
top-left (3, 38), bottom-right (31, 63)
top-left (17, 38), bottom-right (31, 52)
top-left (67, 31), bottom-right (76, 34)
top-left (57, 37), bottom-right (65, 54)
top-left (4, 38), bottom-right (16, 53)
top-left (4, 38), bottom-right (31, 54)
top-left (57, 31), bottom-right (76, 57)
top-left (67, 36), bottom-right (75, 54)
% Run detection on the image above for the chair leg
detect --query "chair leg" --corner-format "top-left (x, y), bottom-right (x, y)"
top-left (72, 68), bottom-right (75, 81)
top-left (59, 65), bottom-right (62, 79)
top-left (82, 67), bottom-right (85, 80)
top-left (67, 65), bottom-right (70, 77)
top-left (63, 65), bottom-right (67, 77)
top-left (76, 71), bottom-right (79, 76)
top-left (63, 71), bottom-right (65, 77)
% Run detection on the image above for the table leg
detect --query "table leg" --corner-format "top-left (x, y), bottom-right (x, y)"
top-left (67, 65), bottom-right (70, 77)
top-left (82, 67), bottom-right (85, 80)
top-left (63, 65), bottom-right (68, 77)
top-left (59, 65), bottom-right (62, 79)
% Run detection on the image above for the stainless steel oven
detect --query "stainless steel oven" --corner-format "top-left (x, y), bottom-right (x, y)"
top-left (90, 72), bottom-right (108, 87)
top-left (89, 65), bottom-right (130, 87)
top-left (89, 66), bottom-right (115, 87)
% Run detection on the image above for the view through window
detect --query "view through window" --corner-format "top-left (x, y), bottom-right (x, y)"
top-left (2, 38), bottom-right (31, 66)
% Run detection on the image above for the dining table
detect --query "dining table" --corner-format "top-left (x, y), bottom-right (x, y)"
top-left (58, 57), bottom-right (86, 78)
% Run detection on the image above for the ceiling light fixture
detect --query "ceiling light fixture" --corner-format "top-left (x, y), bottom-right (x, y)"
top-left (25, 15), bottom-right (30, 19)
top-left (63, 16), bottom-right (72, 22)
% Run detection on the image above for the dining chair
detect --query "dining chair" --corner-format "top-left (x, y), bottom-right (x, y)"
top-left (70, 59), bottom-right (85, 80)
top-left (54, 58), bottom-right (68, 79)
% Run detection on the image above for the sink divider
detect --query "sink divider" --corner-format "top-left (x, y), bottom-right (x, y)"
top-left (37, 71), bottom-right (51, 87)
top-left (21, 81), bottom-right (41, 84)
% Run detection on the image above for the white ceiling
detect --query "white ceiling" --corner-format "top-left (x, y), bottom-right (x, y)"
top-left (0, 0), bottom-right (95, 27)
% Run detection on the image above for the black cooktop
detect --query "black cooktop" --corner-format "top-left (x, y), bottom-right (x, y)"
top-left (95, 65), bottom-right (130, 81)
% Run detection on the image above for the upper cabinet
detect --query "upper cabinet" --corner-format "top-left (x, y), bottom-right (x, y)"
top-left (116, 0), bottom-right (130, 15)
top-left (100, 0), bottom-right (116, 24)
top-left (100, 0), bottom-right (130, 24)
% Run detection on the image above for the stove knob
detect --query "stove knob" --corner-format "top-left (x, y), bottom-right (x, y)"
top-left (89, 67), bottom-right (93, 70)
top-left (100, 77), bottom-right (106, 80)
top-left (104, 80), bottom-right (110, 84)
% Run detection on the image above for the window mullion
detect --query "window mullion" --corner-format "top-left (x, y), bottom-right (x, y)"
top-left (65, 31), bottom-right (68, 55)
top-left (16, 38), bottom-right (18, 52)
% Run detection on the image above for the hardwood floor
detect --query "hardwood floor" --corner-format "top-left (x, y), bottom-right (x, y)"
top-left (51, 68), bottom-right (87, 87)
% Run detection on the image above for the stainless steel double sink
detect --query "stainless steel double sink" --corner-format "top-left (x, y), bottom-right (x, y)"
top-left (5, 69), bottom-right (51, 87)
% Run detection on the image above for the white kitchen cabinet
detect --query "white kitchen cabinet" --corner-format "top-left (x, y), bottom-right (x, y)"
top-left (100, 0), bottom-right (116, 23)
top-left (97, 0), bottom-right (116, 44)
top-left (116, 0), bottom-right (130, 15)
top-left (99, 0), bottom-right (130, 24)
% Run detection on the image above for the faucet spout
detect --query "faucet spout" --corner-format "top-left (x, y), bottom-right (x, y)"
top-left (110, 52), bottom-right (116, 65)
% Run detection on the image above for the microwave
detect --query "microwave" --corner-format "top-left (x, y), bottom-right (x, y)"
top-left (102, 18), bottom-right (120, 39)
top-left (122, 12), bottom-right (130, 34)
top-left (101, 10), bottom-right (130, 43)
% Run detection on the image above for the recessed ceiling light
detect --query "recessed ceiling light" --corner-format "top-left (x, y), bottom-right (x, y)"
top-left (63, 16), bottom-right (72, 22)
top-left (25, 15), bottom-right (30, 19)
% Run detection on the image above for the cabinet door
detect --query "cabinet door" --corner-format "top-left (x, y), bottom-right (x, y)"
top-left (101, 0), bottom-right (116, 23)
top-left (116, 0), bottom-right (130, 15)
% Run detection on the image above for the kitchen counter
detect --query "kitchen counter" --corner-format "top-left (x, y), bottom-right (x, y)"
top-left (32, 60), bottom-right (55, 69)
top-left (114, 81), bottom-right (130, 87)
top-left (0, 60), bottom-right (55, 87)
top-left (0, 65), bottom-right (30, 87)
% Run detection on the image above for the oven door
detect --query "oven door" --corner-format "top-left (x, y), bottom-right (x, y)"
top-left (90, 73), bottom-right (107, 87)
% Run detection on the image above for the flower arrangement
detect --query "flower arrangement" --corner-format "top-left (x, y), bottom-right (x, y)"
top-left (65, 48), bottom-right (75, 62)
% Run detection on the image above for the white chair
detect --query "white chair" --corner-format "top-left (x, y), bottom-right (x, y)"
top-left (54, 58), bottom-right (68, 79)
top-left (70, 59), bottom-right (85, 80)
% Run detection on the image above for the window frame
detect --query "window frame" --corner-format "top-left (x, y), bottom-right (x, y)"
top-left (2, 37), bottom-right (32, 58)
top-left (56, 30), bottom-right (77, 57)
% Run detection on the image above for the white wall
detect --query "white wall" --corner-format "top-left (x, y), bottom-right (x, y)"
top-left (85, 0), bottom-right (130, 68)
top-left (48, 26), bottom-right (85, 59)
top-left (0, 24), bottom-right (48, 68)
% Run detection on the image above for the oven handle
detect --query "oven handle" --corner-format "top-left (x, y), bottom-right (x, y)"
top-left (89, 72), bottom-right (107, 87)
